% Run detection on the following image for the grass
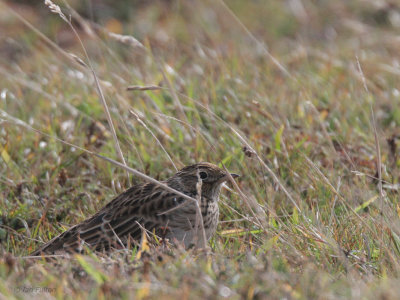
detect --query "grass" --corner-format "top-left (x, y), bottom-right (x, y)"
top-left (1, 0), bottom-right (400, 298)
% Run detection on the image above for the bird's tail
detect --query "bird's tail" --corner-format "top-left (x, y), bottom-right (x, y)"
top-left (30, 224), bottom-right (81, 256)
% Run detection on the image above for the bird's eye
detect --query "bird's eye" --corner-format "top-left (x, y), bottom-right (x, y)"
top-left (199, 171), bottom-right (208, 179)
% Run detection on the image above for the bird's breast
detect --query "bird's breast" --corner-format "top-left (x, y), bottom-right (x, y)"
top-left (164, 196), bottom-right (220, 247)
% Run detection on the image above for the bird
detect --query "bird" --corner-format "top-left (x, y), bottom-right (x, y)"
top-left (31, 162), bottom-right (239, 255)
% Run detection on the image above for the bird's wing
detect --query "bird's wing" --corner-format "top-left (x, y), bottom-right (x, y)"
top-left (31, 182), bottom-right (194, 255)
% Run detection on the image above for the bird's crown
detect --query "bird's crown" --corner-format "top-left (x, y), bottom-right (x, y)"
top-left (176, 162), bottom-right (228, 183)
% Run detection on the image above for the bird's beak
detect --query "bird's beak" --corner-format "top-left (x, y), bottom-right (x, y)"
top-left (218, 173), bottom-right (240, 184)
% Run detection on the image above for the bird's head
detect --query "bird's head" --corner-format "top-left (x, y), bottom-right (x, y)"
top-left (167, 162), bottom-right (239, 199)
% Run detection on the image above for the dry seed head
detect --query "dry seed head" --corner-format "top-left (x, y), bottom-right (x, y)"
top-left (44, 0), bottom-right (68, 22)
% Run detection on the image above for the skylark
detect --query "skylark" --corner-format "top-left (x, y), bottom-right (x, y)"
top-left (31, 162), bottom-right (239, 255)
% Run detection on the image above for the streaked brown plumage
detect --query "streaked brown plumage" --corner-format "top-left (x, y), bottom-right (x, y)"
top-left (31, 162), bottom-right (238, 255)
